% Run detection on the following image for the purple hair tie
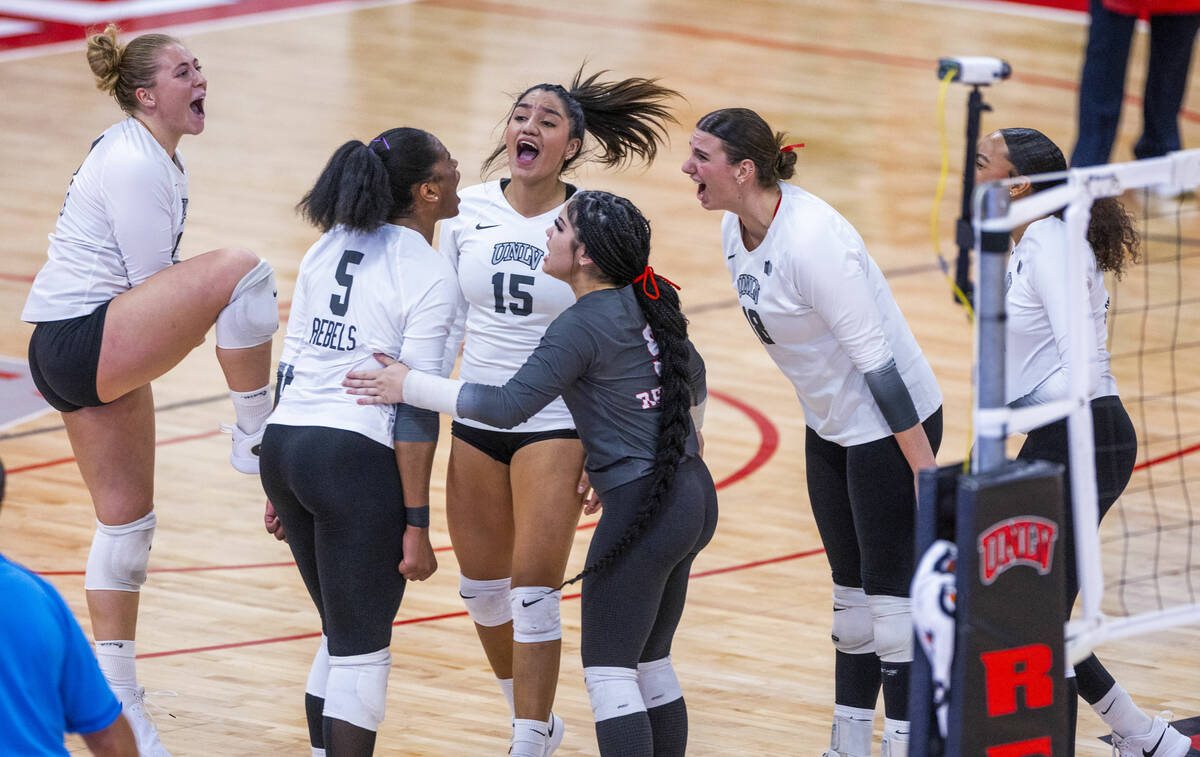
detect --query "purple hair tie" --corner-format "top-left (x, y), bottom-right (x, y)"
top-left (371, 136), bottom-right (390, 150)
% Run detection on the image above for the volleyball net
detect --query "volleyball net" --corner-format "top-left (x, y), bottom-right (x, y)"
top-left (973, 149), bottom-right (1200, 665)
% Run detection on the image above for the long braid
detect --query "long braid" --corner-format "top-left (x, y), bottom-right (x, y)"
top-left (560, 191), bottom-right (694, 587)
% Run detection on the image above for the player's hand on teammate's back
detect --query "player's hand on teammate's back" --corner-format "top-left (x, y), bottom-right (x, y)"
top-left (344, 353), bottom-right (410, 404)
top-left (264, 499), bottom-right (286, 542)
top-left (398, 525), bottom-right (437, 581)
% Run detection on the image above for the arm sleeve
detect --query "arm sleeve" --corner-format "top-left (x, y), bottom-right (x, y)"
top-left (394, 268), bottom-right (459, 442)
top-left (51, 588), bottom-right (122, 734)
top-left (455, 309), bottom-right (594, 429)
top-left (863, 358), bottom-right (921, 432)
top-left (1031, 236), bottom-right (1100, 400)
top-left (102, 155), bottom-right (178, 286)
top-left (797, 220), bottom-right (895, 374)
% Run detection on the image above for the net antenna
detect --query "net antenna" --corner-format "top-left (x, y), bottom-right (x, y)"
top-left (974, 149), bottom-right (1200, 665)
top-left (937, 56), bottom-right (1011, 306)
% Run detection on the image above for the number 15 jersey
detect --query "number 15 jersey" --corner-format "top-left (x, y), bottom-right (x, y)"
top-left (439, 180), bottom-right (577, 432)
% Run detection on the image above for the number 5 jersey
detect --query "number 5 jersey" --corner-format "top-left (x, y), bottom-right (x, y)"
top-left (722, 181), bottom-right (941, 446)
top-left (438, 180), bottom-right (578, 433)
top-left (269, 223), bottom-right (460, 448)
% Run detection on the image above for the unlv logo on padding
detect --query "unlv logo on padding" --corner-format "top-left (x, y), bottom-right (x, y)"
top-left (977, 516), bottom-right (1058, 585)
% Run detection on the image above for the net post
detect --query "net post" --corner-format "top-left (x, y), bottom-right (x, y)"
top-left (974, 182), bottom-right (1012, 473)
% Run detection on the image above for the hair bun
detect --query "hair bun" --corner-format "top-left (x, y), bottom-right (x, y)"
top-left (86, 24), bottom-right (124, 95)
top-left (775, 149), bottom-right (797, 181)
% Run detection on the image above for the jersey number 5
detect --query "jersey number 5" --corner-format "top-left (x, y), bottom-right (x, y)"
top-left (492, 272), bottom-right (535, 316)
top-left (330, 250), bottom-right (364, 316)
top-left (742, 307), bottom-right (775, 345)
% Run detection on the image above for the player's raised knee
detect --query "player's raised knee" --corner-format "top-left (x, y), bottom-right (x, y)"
top-left (215, 253), bottom-right (278, 349)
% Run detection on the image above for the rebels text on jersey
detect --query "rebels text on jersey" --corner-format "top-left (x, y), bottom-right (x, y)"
top-left (438, 181), bottom-right (577, 432)
top-left (269, 224), bottom-right (458, 448)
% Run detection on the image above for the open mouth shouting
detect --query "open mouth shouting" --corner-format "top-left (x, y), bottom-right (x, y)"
top-left (190, 94), bottom-right (205, 120)
top-left (515, 138), bottom-right (539, 168)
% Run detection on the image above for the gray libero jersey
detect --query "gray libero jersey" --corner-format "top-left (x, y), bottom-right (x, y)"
top-left (457, 285), bottom-right (705, 494)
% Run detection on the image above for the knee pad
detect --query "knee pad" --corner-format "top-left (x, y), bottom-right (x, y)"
top-left (831, 584), bottom-right (874, 655)
top-left (510, 585), bottom-right (561, 643)
top-left (216, 258), bottom-right (278, 349)
top-left (584, 666), bottom-right (645, 723)
top-left (637, 656), bottom-right (683, 708)
top-left (869, 594), bottom-right (912, 664)
top-left (459, 575), bottom-right (512, 627)
top-left (305, 635), bottom-right (331, 699)
top-left (323, 648), bottom-right (390, 732)
top-left (84, 512), bottom-right (156, 592)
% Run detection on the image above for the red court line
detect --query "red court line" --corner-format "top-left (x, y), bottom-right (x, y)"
top-left (6, 430), bottom-right (223, 475)
top-left (1132, 442), bottom-right (1200, 472)
top-left (24, 389), bottom-right (779, 575)
top-left (138, 550), bottom-right (821, 659)
top-left (0, 272), bottom-right (35, 283)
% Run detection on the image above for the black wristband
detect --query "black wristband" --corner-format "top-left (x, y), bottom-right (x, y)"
top-left (405, 505), bottom-right (430, 528)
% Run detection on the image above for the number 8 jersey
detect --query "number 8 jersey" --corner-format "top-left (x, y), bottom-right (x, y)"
top-left (722, 181), bottom-right (941, 446)
top-left (269, 224), bottom-right (460, 448)
top-left (439, 180), bottom-right (578, 432)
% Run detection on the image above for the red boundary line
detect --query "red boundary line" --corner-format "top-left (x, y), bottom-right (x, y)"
top-left (23, 388), bottom-right (779, 575)
top-left (1132, 441), bottom-right (1200, 472)
top-left (139, 551), bottom-right (821, 659)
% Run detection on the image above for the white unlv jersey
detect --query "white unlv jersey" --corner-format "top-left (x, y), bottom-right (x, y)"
top-left (439, 180), bottom-right (577, 431)
top-left (723, 182), bottom-right (942, 446)
top-left (268, 224), bottom-right (459, 448)
top-left (1005, 216), bottom-right (1117, 407)
top-left (23, 118), bottom-right (188, 322)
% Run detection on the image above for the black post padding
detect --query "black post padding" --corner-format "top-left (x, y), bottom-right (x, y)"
top-left (910, 464), bottom-right (964, 757)
top-left (950, 460), bottom-right (1069, 757)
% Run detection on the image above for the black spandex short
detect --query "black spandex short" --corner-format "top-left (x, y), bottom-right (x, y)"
top-left (27, 301), bottom-right (110, 413)
top-left (450, 420), bottom-right (579, 465)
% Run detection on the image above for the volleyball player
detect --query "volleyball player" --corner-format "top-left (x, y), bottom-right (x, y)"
top-left (346, 190), bottom-right (716, 757)
top-left (435, 68), bottom-right (678, 755)
top-left (258, 127), bottom-right (460, 757)
top-left (20, 25), bottom-right (277, 756)
top-left (681, 108), bottom-right (943, 757)
top-left (975, 127), bottom-right (1190, 757)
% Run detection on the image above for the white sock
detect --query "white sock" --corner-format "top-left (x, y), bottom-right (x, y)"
top-left (311, 750), bottom-right (326, 757)
top-left (510, 718), bottom-right (549, 757)
top-left (95, 639), bottom-right (137, 690)
top-left (230, 385), bottom-right (272, 433)
top-left (1092, 683), bottom-right (1153, 738)
top-left (831, 704), bottom-right (874, 757)
top-left (498, 677), bottom-right (515, 717)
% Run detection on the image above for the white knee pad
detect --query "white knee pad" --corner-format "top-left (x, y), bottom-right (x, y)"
top-left (831, 584), bottom-right (874, 655)
top-left (305, 635), bottom-right (330, 699)
top-left (459, 575), bottom-right (512, 627)
top-left (216, 259), bottom-right (278, 349)
top-left (84, 512), bottom-right (156, 592)
top-left (323, 648), bottom-right (391, 732)
top-left (869, 594), bottom-right (912, 664)
top-left (584, 666), bottom-right (645, 723)
top-left (510, 586), bottom-right (561, 643)
top-left (637, 656), bottom-right (683, 708)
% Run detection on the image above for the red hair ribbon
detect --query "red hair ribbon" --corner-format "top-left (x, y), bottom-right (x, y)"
top-left (781, 143), bottom-right (805, 152)
top-left (633, 265), bottom-right (681, 300)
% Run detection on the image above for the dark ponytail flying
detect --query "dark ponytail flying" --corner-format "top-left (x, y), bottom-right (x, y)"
top-left (559, 191), bottom-right (695, 587)
top-left (482, 65), bottom-right (681, 176)
top-left (298, 127), bottom-right (441, 233)
top-left (999, 127), bottom-right (1140, 277)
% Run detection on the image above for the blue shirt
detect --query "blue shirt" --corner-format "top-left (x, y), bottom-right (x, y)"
top-left (0, 553), bottom-right (121, 755)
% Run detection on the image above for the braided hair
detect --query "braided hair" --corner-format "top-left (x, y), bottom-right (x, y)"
top-left (482, 65), bottom-right (680, 176)
top-left (999, 128), bottom-right (1140, 277)
top-left (298, 127), bottom-right (441, 233)
top-left (559, 190), bottom-right (694, 587)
